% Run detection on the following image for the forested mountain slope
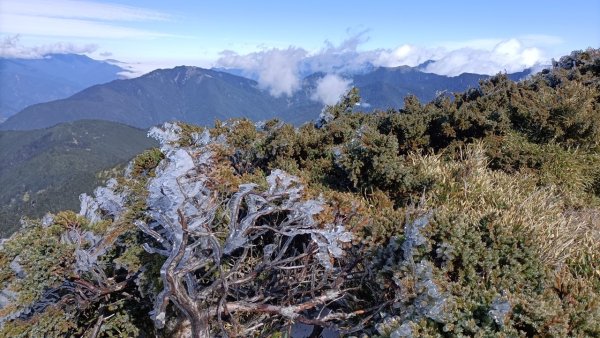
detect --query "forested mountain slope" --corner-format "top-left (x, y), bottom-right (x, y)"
top-left (0, 120), bottom-right (157, 236)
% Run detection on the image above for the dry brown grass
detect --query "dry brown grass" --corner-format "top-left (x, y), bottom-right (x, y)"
top-left (410, 143), bottom-right (600, 276)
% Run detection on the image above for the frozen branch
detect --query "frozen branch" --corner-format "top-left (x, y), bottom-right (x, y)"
top-left (136, 122), bottom-right (355, 336)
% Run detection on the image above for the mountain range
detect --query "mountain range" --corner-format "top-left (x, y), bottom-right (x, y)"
top-left (0, 60), bottom-right (532, 131)
top-left (0, 54), bottom-right (127, 122)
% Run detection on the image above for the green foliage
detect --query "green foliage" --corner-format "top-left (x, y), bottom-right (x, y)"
top-left (130, 148), bottom-right (164, 178)
top-left (336, 124), bottom-right (433, 202)
top-left (510, 76), bottom-right (600, 146)
top-left (0, 214), bottom-right (76, 304)
top-left (326, 87), bottom-right (361, 118)
top-left (1, 306), bottom-right (78, 337)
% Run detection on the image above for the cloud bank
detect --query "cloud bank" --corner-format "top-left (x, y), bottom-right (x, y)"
top-left (311, 74), bottom-right (353, 105)
top-left (0, 35), bottom-right (98, 58)
top-left (423, 39), bottom-right (543, 75)
top-left (216, 35), bottom-right (556, 97)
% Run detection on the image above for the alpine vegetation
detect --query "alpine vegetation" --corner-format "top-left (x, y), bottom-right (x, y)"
top-left (0, 49), bottom-right (599, 337)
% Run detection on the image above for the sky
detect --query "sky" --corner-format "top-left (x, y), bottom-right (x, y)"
top-left (0, 0), bottom-right (599, 97)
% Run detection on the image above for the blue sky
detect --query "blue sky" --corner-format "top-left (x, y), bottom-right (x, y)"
top-left (1, 0), bottom-right (599, 78)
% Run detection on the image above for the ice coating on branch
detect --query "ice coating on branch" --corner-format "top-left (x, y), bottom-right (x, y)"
top-left (266, 169), bottom-right (303, 202)
top-left (402, 212), bottom-right (431, 261)
top-left (391, 323), bottom-right (414, 338)
top-left (9, 257), bottom-right (25, 279)
top-left (146, 123), bottom-right (218, 234)
top-left (61, 229), bottom-right (105, 274)
top-left (95, 179), bottom-right (125, 216)
top-left (0, 288), bottom-right (20, 326)
top-left (137, 123), bottom-right (354, 328)
top-left (40, 214), bottom-right (54, 228)
top-left (376, 317), bottom-right (414, 338)
top-left (141, 122), bottom-right (222, 327)
top-left (0, 289), bottom-right (17, 309)
top-left (404, 213), bottom-right (452, 323)
top-left (489, 294), bottom-right (511, 326)
top-left (72, 178), bottom-right (127, 276)
top-left (2, 121), bottom-right (357, 333)
top-left (79, 178), bottom-right (125, 223)
top-left (148, 122), bottom-right (183, 151)
top-left (192, 128), bottom-right (212, 146)
top-left (315, 110), bottom-right (334, 129)
top-left (312, 225), bottom-right (353, 270)
top-left (79, 194), bottom-right (100, 223)
top-left (222, 183), bottom-right (262, 254)
top-left (401, 212), bottom-right (452, 323)
top-left (147, 148), bottom-right (200, 227)
top-left (377, 211), bottom-right (453, 334)
top-left (223, 170), bottom-right (352, 266)
top-left (413, 261), bottom-right (449, 323)
top-left (1, 161), bottom-right (130, 328)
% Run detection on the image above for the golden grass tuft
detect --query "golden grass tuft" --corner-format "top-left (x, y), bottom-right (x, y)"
top-left (411, 143), bottom-right (600, 278)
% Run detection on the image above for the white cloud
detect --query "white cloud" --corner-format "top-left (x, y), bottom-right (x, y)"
top-left (0, 35), bottom-right (97, 58)
top-left (372, 38), bottom-right (551, 75)
top-left (215, 34), bottom-right (371, 96)
top-left (302, 31), bottom-right (375, 74)
top-left (374, 44), bottom-right (445, 67)
top-left (424, 39), bottom-right (545, 76)
top-left (1, 0), bottom-right (170, 22)
top-left (311, 74), bottom-right (352, 105)
top-left (216, 34), bottom-right (558, 96)
top-left (256, 48), bottom-right (307, 96)
top-left (218, 47), bottom-right (307, 97)
top-left (0, 14), bottom-right (170, 39)
top-left (0, 0), bottom-right (171, 39)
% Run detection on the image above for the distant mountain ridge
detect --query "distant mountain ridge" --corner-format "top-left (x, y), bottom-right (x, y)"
top-left (0, 53), bottom-right (127, 121)
top-left (0, 66), bottom-right (304, 130)
top-left (0, 64), bottom-right (530, 131)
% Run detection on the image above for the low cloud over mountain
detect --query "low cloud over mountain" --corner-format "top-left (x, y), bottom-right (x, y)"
top-left (216, 34), bottom-right (553, 97)
top-left (311, 74), bottom-right (353, 105)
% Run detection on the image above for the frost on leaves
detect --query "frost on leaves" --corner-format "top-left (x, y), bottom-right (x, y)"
top-left (79, 178), bottom-right (125, 224)
top-left (489, 294), bottom-right (512, 327)
top-left (375, 210), bottom-right (454, 336)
